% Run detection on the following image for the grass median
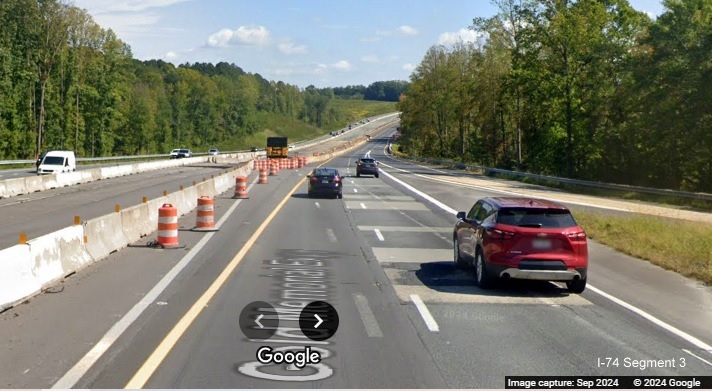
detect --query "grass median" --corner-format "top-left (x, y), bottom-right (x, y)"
top-left (572, 208), bottom-right (712, 285)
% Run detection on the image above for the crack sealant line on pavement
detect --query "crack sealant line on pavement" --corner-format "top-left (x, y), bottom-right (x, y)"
top-left (381, 143), bottom-right (712, 354)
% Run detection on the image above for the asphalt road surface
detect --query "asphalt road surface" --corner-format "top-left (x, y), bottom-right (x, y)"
top-left (1, 125), bottom-right (710, 388)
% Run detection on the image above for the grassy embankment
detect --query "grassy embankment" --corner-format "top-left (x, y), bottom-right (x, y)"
top-left (390, 143), bottom-right (712, 285)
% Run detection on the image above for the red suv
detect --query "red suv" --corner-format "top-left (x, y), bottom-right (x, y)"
top-left (453, 197), bottom-right (588, 293)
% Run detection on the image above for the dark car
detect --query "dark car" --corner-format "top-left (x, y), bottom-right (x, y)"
top-left (356, 158), bottom-right (379, 178)
top-left (453, 197), bottom-right (588, 293)
top-left (307, 167), bottom-right (343, 198)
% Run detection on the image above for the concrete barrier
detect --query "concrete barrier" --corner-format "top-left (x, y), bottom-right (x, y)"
top-left (42, 174), bottom-right (60, 190)
top-left (182, 185), bottom-right (199, 212)
top-left (0, 245), bottom-right (39, 312)
top-left (165, 190), bottom-right (189, 217)
top-left (56, 171), bottom-right (84, 187)
top-left (24, 175), bottom-right (46, 193)
top-left (27, 226), bottom-right (92, 288)
top-left (120, 204), bottom-right (153, 243)
top-left (196, 180), bottom-right (216, 198)
top-left (84, 213), bottom-right (129, 260)
top-left (2, 178), bottom-right (28, 197)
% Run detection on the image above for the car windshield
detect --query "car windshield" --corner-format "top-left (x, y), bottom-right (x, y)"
top-left (497, 207), bottom-right (577, 228)
top-left (313, 169), bottom-right (337, 177)
top-left (42, 156), bottom-right (64, 165)
top-left (179, 149), bottom-right (189, 153)
top-left (171, 149), bottom-right (179, 153)
top-left (209, 149), bottom-right (217, 152)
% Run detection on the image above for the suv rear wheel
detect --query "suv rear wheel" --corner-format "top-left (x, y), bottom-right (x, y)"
top-left (566, 276), bottom-right (587, 294)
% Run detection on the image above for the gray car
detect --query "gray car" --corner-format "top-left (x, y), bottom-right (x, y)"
top-left (356, 158), bottom-right (379, 178)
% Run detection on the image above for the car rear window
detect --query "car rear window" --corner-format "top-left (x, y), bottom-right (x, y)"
top-left (361, 159), bottom-right (375, 163)
top-left (314, 169), bottom-right (337, 177)
top-left (497, 208), bottom-right (577, 228)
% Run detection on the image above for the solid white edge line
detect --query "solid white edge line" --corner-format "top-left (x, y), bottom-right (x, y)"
top-left (587, 286), bottom-right (712, 351)
top-left (374, 229), bottom-right (385, 241)
top-left (51, 181), bottom-right (255, 389)
top-left (360, 202), bottom-right (367, 209)
top-left (410, 294), bottom-right (439, 332)
top-left (353, 293), bottom-right (384, 338)
top-left (382, 149), bottom-right (712, 353)
top-left (682, 349), bottom-right (712, 367)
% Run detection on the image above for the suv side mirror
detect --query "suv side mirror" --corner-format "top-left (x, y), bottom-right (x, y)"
top-left (456, 211), bottom-right (466, 220)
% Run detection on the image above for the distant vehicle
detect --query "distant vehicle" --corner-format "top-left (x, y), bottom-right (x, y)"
top-left (170, 149), bottom-right (181, 159)
top-left (288, 144), bottom-right (295, 150)
top-left (266, 136), bottom-right (289, 158)
top-left (453, 197), bottom-right (588, 293)
top-left (250, 146), bottom-right (257, 152)
top-left (177, 149), bottom-right (192, 158)
top-left (348, 125), bottom-right (352, 130)
top-left (37, 150), bottom-right (76, 174)
top-left (208, 148), bottom-right (219, 156)
top-left (307, 167), bottom-right (343, 199)
top-left (341, 129), bottom-right (345, 134)
top-left (356, 158), bottom-right (379, 178)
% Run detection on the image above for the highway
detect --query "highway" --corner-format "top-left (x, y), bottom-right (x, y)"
top-left (1, 123), bottom-right (711, 388)
top-left (0, 118), bottom-right (382, 250)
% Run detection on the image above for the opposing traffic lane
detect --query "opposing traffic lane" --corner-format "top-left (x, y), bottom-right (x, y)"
top-left (0, 163), bottom-right (236, 249)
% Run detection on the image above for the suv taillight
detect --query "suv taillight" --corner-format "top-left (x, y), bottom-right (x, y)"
top-left (567, 231), bottom-right (587, 241)
top-left (310, 177), bottom-right (317, 183)
top-left (486, 228), bottom-right (515, 240)
top-left (333, 176), bottom-right (341, 183)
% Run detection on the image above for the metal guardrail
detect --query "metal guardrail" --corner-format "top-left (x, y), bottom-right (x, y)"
top-left (387, 143), bottom-right (712, 202)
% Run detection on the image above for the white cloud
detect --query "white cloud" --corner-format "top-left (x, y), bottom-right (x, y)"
top-left (207, 26), bottom-right (271, 47)
top-left (402, 63), bottom-right (415, 71)
top-left (314, 63), bottom-right (328, 74)
top-left (331, 60), bottom-right (352, 71)
top-left (361, 55), bottom-right (379, 63)
top-left (278, 42), bottom-right (308, 55)
top-left (164, 51), bottom-right (178, 60)
top-left (399, 25), bottom-right (418, 36)
top-left (438, 28), bottom-right (480, 46)
top-left (388, 55), bottom-right (400, 62)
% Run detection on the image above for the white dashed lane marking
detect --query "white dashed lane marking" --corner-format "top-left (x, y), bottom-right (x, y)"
top-left (374, 229), bottom-right (385, 241)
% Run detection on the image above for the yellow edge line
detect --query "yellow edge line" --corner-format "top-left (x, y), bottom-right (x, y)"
top-left (125, 157), bottom-right (335, 389)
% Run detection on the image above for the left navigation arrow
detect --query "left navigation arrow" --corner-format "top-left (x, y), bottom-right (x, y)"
top-left (255, 314), bottom-right (264, 329)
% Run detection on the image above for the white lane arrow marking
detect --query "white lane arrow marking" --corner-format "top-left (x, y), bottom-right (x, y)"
top-left (314, 314), bottom-right (324, 328)
top-left (255, 314), bottom-right (264, 329)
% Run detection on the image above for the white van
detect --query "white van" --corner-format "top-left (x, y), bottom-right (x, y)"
top-left (37, 150), bottom-right (76, 174)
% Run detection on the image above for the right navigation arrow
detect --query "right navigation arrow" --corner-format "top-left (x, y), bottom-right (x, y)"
top-left (314, 314), bottom-right (323, 328)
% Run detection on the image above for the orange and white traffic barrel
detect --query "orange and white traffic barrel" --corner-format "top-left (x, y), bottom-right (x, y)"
top-left (270, 162), bottom-right (278, 176)
top-left (192, 196), bottom-right (218, 231)
top-left (233, 176), bottom-right (249, 199)
top-left (259, 168), bottom-right (268, 184)
top-left (157, 203), bottom-right (180, 247)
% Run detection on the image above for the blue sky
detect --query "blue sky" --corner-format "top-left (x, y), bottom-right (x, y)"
top-left (72, 0), bottom-right (667, 88)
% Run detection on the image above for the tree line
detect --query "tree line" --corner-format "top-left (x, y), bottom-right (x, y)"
top-left (397, 0), bottom-right (712, 192)
top-left (0, 0), bottom-right (402, 160)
